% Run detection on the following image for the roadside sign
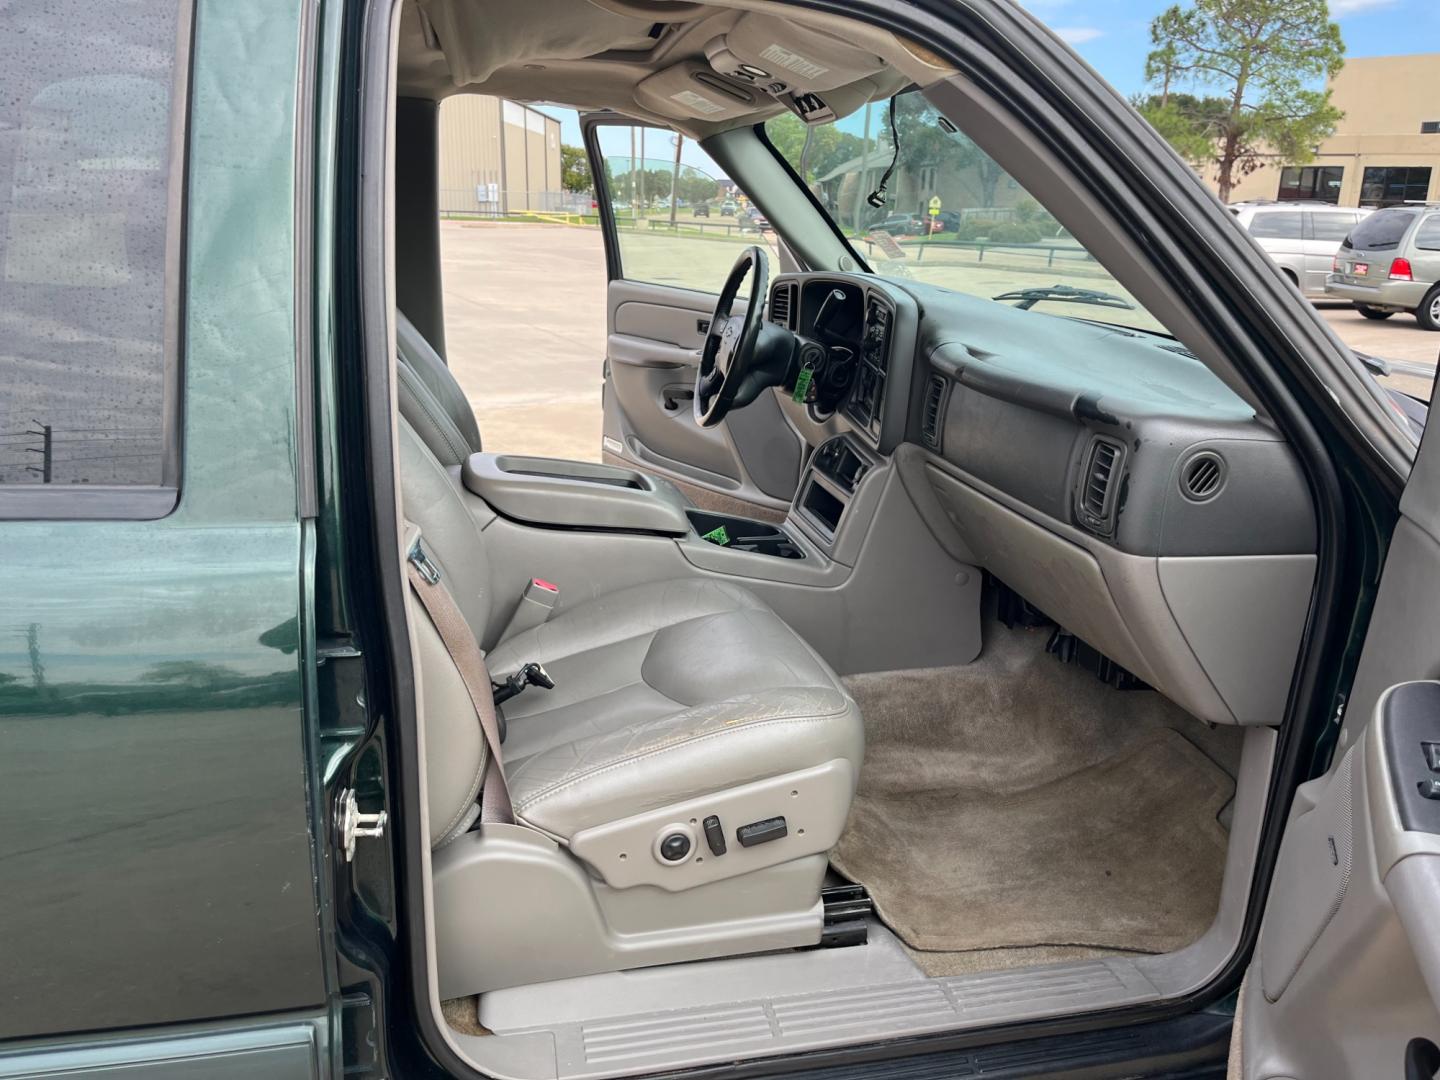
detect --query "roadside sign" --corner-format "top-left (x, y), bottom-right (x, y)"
top-left (928, 196), bottom-right (942, 216)
top-left (867, 230), bottom-right (907, 260)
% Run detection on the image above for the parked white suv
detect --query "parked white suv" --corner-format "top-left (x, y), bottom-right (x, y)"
top-left (1230, 201), bottom-right (1372, 299)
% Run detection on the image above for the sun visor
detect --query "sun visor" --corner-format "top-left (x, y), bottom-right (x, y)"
top-left (709, 13), bottom-right (886, 96)
top-left (633, 61), bottom-right (762, 122)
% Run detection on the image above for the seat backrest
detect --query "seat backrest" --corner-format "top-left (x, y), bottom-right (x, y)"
top-left (398, 416), bottom-right (496, 640)
top-left (399, 427), bottom-right (497, 848)
top-left (397, 312), bottom-right (484, 466)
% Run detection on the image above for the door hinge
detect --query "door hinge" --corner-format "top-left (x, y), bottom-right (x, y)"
top-left (335, 788), bottom-right (387, 862)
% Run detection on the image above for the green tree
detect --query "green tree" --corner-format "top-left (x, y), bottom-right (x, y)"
top-left (890, 95), bottom-right (1005, 209)
top-left (765, 112), bottom-right (865, 184)
top-left (1145, 0), bottom-right (1345, 203)
top-left (1134, 92), bottom-right (1234, 165)
top-left (560, 144), bottom-right (591, 193)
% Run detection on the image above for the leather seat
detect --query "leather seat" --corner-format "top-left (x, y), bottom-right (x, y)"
top-left (394, 315), bottom-right (863, 851)
top-left (490, 578), bottom-right (860, 841)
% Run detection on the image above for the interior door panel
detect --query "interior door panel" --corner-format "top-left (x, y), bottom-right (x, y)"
top-left (603, 279), bottom-right (802, 513)
top-left (1240, 422), bottom-right (1440, 1077)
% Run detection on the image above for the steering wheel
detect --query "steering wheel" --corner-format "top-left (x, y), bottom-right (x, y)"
top-left (694, 246), bottom-right (770, 427)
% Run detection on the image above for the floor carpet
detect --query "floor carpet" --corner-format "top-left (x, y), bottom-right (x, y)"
top-left (834, 624), bottom-right (1239, 963)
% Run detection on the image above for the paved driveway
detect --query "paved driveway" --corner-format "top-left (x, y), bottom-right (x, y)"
top-left (1316, 302), bottom-right (1438, 401)
top-left (437, 223), bottom-right (1437, 463)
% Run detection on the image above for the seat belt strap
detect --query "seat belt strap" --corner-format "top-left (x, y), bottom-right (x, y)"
top-left (405, 542), bottom-right (514, 825)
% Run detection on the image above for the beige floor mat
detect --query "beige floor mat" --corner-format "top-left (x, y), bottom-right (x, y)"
top-left (833, 727), bottom-right (1233, 955)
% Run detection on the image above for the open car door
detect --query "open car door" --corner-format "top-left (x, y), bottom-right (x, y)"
top-left (1239, 415), bottom-right (1440, 1078)
top-left (583, 115), bottom-right (804, 520)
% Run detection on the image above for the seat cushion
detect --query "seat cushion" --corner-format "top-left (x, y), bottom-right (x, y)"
top-left (486, 579), bottom-right (864, 840)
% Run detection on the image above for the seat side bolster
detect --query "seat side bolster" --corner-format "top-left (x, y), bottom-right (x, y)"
top-left (398, 360), bottom-right (473, 467)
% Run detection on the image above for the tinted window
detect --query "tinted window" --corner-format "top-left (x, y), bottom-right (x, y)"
top-left (1360, 166), bottom-right (1432, 208)
top-left (1415, 215), bottom-right (1440, 251)
top-left (1278, 166), bottom-right (1343, 203)
top-left (1308, 212), bottom-right (1358, 242)
top-left (1348, 208), bottom-right (1420, 251)
top-left (1248, 212), bottom-right (1303, 240)
top-left (0, 1), bottom-right (182, 488)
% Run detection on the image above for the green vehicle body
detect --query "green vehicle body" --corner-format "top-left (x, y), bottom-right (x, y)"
top-left (0, 0), bottom-right (358, 1072)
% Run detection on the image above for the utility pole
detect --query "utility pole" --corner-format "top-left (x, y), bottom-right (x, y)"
top-left (25, 423), bottom-right (51, 483)
top-left (629, 127), bottom-right (637, 216)
top-left (851, 101), bottom-right (873, 235)
top-left (638, 127), bottom-right (646, 214)
top-left (668, 133), bottom-right (683, 228)
top-left (27, 622), bottom-right (46, 694)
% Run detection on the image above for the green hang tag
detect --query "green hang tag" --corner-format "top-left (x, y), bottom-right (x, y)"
top-left (792, 362), bottom-right (815, 403)
top-left (701, 524), bottom-right (730, 546)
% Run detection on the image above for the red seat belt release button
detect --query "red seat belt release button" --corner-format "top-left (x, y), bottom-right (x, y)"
top-left (500, 577), bottom-right (560, 642)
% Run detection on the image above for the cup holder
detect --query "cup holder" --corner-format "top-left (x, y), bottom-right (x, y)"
top-left (687, 510), bottom-right (803, 559)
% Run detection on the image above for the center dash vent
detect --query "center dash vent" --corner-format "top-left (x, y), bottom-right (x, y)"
top-left (1076, 436), bottom-right (1124, 536)
top-left (1180, 450), bottom-right (1226, 501)
top-left (769, 282), bottom-right (796, 330)
top-left (922, 375), bottom-right (948, 451)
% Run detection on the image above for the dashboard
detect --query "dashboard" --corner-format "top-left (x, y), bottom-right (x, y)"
top-left (767, 276), bottom-right (915, 453)
top-left (767, 270), bottom-right (1318, 728)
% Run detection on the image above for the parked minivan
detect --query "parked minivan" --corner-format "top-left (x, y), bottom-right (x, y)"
top-left (1326, 203), bottom-right (1440, 329)
top-left (1229, 201), bottom-right (1371, 298)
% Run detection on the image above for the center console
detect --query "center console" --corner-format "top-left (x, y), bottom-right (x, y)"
top-left (793, 436), bottom-right (876, 546)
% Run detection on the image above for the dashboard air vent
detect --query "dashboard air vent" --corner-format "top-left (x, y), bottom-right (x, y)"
top-left (922, 375), bottom-right (947, 451)
top-left (769, 282), bottom-right (796, 329)
top-left (1077, 436), bottom-right (1124, 535)
top-left (1180, 451), bottom-right (1226, 501)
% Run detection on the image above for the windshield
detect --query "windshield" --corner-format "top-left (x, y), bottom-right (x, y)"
top-left (764, 91), bottom-right (1169, 335)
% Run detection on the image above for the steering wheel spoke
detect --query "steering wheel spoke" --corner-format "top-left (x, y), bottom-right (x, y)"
top-left (693, 246), bottom-right (770, 428)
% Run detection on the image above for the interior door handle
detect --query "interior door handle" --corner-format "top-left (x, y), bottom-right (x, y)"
top-left (697, 318), bottom-right (710, 334)
top-left (663, 387), bottom-right (695, 412)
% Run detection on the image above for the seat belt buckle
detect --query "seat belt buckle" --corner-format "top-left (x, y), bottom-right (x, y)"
top-left (493, 661), bottom-right (555, 706)
top-left (500, 577), bottom-right (559, 642)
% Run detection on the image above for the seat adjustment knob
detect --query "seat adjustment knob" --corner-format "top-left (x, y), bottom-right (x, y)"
top-left (658, 830), bottom-right (692, 862)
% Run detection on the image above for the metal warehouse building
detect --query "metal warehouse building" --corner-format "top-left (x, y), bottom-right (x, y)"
top-left (438, 95), bottom-right (564, 215)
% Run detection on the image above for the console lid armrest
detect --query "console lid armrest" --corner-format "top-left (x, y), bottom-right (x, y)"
top-left (461, 453), bottom-right (691, 536)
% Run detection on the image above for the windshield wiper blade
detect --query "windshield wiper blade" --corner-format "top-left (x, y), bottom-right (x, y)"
top-left (991, 284), bottom-right (1136, 311)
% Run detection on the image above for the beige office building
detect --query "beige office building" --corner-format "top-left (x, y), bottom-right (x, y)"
top-left (437, 95), bottom-right (564, 215)
top-left (1225, 53), bottom-right (1440, 208)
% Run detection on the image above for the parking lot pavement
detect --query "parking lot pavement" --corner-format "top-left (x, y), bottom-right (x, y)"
top-left (437, 224), bottom-right (1438, 464)
top-left (440, 220), bottom-right (607, 461)
top-left (1316, 302), bottom-right (1438, 401)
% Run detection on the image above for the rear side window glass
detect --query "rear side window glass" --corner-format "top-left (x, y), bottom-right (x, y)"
top-left (1248, 212), bottom-right (1303, 240)
top-left (1347, 208), bottom-right (1419, 251)
top-left (1308, 212), bottom-right (1357, 242)
top-left (1415, 215), bottom-right (1440, 251)
top-left (0, 1), bottom-right (183, 492)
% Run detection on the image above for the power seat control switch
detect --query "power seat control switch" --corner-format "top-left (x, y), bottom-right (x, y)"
top-left (702, 815), bottom-right (727, 856)
top-left (1424, 742), bottom-right (1440, 773)
top-left (737, 816), bottom-right (788, 848)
